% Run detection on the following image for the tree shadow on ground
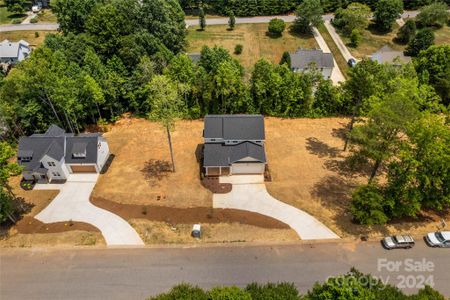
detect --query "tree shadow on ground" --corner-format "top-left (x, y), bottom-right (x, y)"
top-left (141, 159), bottom-right (172, 187)
top-left (0, 197), bottom-right (35, 238)
top-left (306, 137), bottom-right (341, 158)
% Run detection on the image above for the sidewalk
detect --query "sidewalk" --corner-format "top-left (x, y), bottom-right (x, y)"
top-left (323, 20), bottom-right (354, 62)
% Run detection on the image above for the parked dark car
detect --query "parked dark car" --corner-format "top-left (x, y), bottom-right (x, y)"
top-left (425, 231), bottom-right (450, 248)
top-left (348, 58), bottom-right (357, 68)
top-left (382, 235), bottom-right (415, 249)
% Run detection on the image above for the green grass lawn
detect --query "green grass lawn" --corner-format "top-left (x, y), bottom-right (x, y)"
top-left (187, 23), bottom-right (318, 70)
top-left (0, 2), bottom-right (27, 25)
top-left (317, 23), bottom-right (349, 78)
top-left (1, 30), bottom-right (57, 46)
top-left (434, 24), bottom-right (450, 45)
top-left (36, 9), bottom-right (57, 23)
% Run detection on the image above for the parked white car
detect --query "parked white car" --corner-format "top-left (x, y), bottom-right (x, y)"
top-left (425, 231), bottom-right (450, 248)
top-left (32, 5), bottom-right (41, 13)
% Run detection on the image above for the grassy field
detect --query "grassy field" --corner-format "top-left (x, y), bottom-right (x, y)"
top-left (317, 23), bottom-right (349, 78)
top-left (337, 22), bottom-right (450, 59)
top-left (187, 23), bottom-right (318, 70)
top-left (0, 31), bottom-right (57, 47)
top-left (0, 2), bottom-right (27, 25)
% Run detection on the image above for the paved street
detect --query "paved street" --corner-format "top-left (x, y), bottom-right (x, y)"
top-left (1, 241), bottom-right (449, 299)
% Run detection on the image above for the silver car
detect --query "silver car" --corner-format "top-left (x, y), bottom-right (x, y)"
top-left (425, 231), bottom-right (450, 248)
top-left (382, 235), bottom-right (415, 249)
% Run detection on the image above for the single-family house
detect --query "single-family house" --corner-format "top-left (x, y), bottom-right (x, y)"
top-left (188, 53), bottom-right (201, 64)
top-left (0, 39), bottom-right (31, 65)
top-left (290, 49), bottom-right (334, 79)
top-left (370, 45), bottom-right (411, 65)
top-left (18, 125), bottom-right (110, 183)
top-left (203, 115), bottom-right (267, 176)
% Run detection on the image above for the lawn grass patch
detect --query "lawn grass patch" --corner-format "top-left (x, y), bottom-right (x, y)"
top-left (187, 23), bottom-right (317, 70)
top-left (36, 9), bottom-right (57, 23)
top-left (0, 31), bottom-right (57, 46)
top-left (0, 4), bottom-right (27, 25)
top-left (317, 23), bottom-right (349, 78)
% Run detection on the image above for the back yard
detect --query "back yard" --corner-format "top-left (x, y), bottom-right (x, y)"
top-left (187, 23), bottom-right (318, 70)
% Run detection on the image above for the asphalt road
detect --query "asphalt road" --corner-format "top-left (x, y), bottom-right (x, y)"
top-left (1, 241), bottom-right (449, 299)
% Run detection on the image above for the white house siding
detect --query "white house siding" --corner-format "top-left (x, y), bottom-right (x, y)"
top-left (97, 138), bottom-right (110, 172)
top-left (41, 154), bottom-right (67, 181)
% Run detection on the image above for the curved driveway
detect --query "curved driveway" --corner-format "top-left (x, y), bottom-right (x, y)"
top-left (213, 175), bottom-right (339, 240)
top-left (34, 174), bottom-right (144, 246)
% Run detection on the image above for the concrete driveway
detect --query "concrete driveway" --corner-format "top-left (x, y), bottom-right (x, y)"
top-left (35, 174), bottom-right (144, 246)
top-left (213, 175), bottom-right (339, 240)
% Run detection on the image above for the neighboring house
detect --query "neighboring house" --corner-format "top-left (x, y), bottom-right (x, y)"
top-left (290, 49), bottom-right (334, 79)
top-left (370, 45), bottom-right (411, 65)
top-left (0, 40), bottom-right (31, 65)
top-left (18, 125), bottom-right (110, 183)
top-left (188, 53), bottom-right (201, 64)
top-left (203, 115), bottom-right (267, 176)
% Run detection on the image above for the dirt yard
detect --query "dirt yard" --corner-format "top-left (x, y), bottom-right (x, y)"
top-left (187, 23), bottom-right (317, 70)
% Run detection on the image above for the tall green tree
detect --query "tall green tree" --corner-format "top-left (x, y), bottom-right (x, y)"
top-left (374, 0), bottom-right (404, 32)
top-left (416, 2), bottom-right (449, 28)
top-left (405, 27), bottom-right (435, 57)
top-left (5, 0), bottom-right (30, 14)
top-left (228, 11), bottom-right (235, 30)
top-left (332, 2), bottom-right (372, 35)
top-left (396, 19), bottom-right (417, 44)
top-left (199, 7), bottom-right (206, 30)
top-left (0, 142), bottom-right (21, 223)
top-left (350, 183), bottom-right (390, 225)
top-left (294, 0), bottom-right (323, 33)
top-left (53, 0), bottom-right (99, 34)
top-left (348, 79), bottom-right (420, 182)
top-left (145, 75), bottom-right (184, 172)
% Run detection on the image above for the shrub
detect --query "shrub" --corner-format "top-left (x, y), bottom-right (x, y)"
top-left (208, 286), bottom-right (251, 300)
top-left (396, 19), bottom-right (416, 44)
top-left (350, 29), bottom-right (361, 47)
top-left (245, 282), bottom-right (299, 300)
top-left (30, 17), bottom-right (38, 23)
top-left (35, 32), bottom-right (40, 38)
top-left (350, 183), bottom-right (390, 225)
top-left (268, 18), bottom-right (286, 36)
top-left (234, 44), bottom-right (243, 55)
top-left (279, 51), bottom-right (291, 68)
top-left (148, 283), bottom-right (208, 300)
top-left (416, 2), bottom-right (449, 28)
top-left (11, 19), bottom-right (22, 24)
top-left (405, 27), bottom-right (435, 56)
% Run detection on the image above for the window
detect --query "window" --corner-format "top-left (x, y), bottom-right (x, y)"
top-left (48, 162), bottom-right (56, 167)
top-left (52, 172), bottom-right (60, 177)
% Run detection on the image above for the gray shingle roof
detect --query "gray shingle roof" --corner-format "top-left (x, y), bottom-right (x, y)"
top-left (290, 49), bottom-right (334, 69)
top-left (18, 125), bottom-right (101, 170)
top-left (204, 115), bottom-right (265, 140)
top-left (203, 142), bottom-right (266, 167)
top-left (0, 39), bottom-right (30, 59)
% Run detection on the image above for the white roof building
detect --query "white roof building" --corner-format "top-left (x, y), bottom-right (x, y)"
top-left (0, 39), bottom-right (31, 64)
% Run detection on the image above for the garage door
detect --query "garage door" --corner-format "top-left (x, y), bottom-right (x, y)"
top-left (70, 165), bottom-right (97, 173)
top-left (231, 163), bottom-right (265, 174)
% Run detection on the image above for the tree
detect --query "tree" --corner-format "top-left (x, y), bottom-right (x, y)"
top-left (396, 19), bottom-right (417, 44)
top-left (199, 7), bottom-right (206, 31)
top-left (5, 0), bottom-right (30, 14)
top-left (349, 29), bottom-right (361, 47)
top-left (405, 28), bottom-right (435, 57)
top-left (53, 0), bottom-right (98, 34)
top-left (414, 45), bottom-right (450, 105)
top-left (348, 79), bottom-right (420, 182)
top-left (245, 282), bottom-right (299, 300)
top-left (416, 2), bottom-right (449, 28)
top-left (234, 44), bottom-right (243, 55)
top-left (279, 51), bottom-right (291, 68)
top-left (145, 75), bottom-right (184, 172)
top-left (350, 183), bottom-right (390, 225)
top-left (0, 142), bottom-right (21, 224)
top-left (208, 286), bottom-right (252, 300)
top-left (332, 3), bottom-right (372, 35)
top-left (294, 0), bottom-right (323, 33)
top-left (374, 0), bottom-right (403, 32)
top-left (228, 11), bottom-right (235, 30)
top-left (268, 18), bottom-right (286, 36)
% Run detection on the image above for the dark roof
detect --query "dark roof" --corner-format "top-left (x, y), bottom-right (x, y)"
top-left (290, 49), bottom-right (334, 69)
top-left (203, 142), bottom-right (266, 167)
top-left (371, 45), bottom-right (411, 64)
top-left (204, 115), bottom-right (265, 140)
top-left (188, 53), bottom-right (201, 63)
top-left (65, 136), bottom-right (99, 164)
top-left (18, 125), bottom-right (102, 170)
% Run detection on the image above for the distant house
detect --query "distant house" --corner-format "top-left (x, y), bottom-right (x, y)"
top-left (203, 115), bottom-right (267, 176)
top-left (370, 45), bottom-right (411, 65)
top-left (18, 125), bottom-right (110, 183)
top-left (0, 39), bottom-right (31, 65)
top-left (290, 49), bottom-right (334, 79)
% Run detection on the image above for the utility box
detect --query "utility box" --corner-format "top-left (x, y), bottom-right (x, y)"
top-left (191, 224), bottom-right (201, 238)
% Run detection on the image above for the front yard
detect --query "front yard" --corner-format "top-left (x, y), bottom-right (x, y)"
top-left (187, 23), bottom-right (318, 70)
top-left (0, 31), bottom-right (57, 47)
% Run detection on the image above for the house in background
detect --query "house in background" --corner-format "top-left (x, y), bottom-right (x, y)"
top-left (18, 125), bottom-right (110, 183)
top-left (188, 53), bottom-right (201, 64)
top-left (289, 49), bottom-right (334, 79)
top-left (0, 39), bottom-right (31, 65)
top-left (203, 115), bottom-right (267, 176)
top-left (370, 45), bottom-right (411, 65)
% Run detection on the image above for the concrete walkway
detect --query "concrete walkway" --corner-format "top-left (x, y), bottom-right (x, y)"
top-left (323, 20), bottom-right (354, 62)
top-left (312, 26), bottom-right (346, 85)
top-left (35, 174), bottom-right (144, 246)
top-left (213, 175), bottom-right (339, 240)
top-left (21, 12), bottom-right (37, 24)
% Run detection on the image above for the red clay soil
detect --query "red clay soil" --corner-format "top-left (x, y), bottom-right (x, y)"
top-left (201, 177), bottom-right (232, 194)
top-left (14, 216), bottom-right (100, 234)
top-left (91, 197), bottom-right (290, 229)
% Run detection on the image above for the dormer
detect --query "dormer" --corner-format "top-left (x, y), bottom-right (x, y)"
top-left (71, 142), bottom-right (87, 158)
